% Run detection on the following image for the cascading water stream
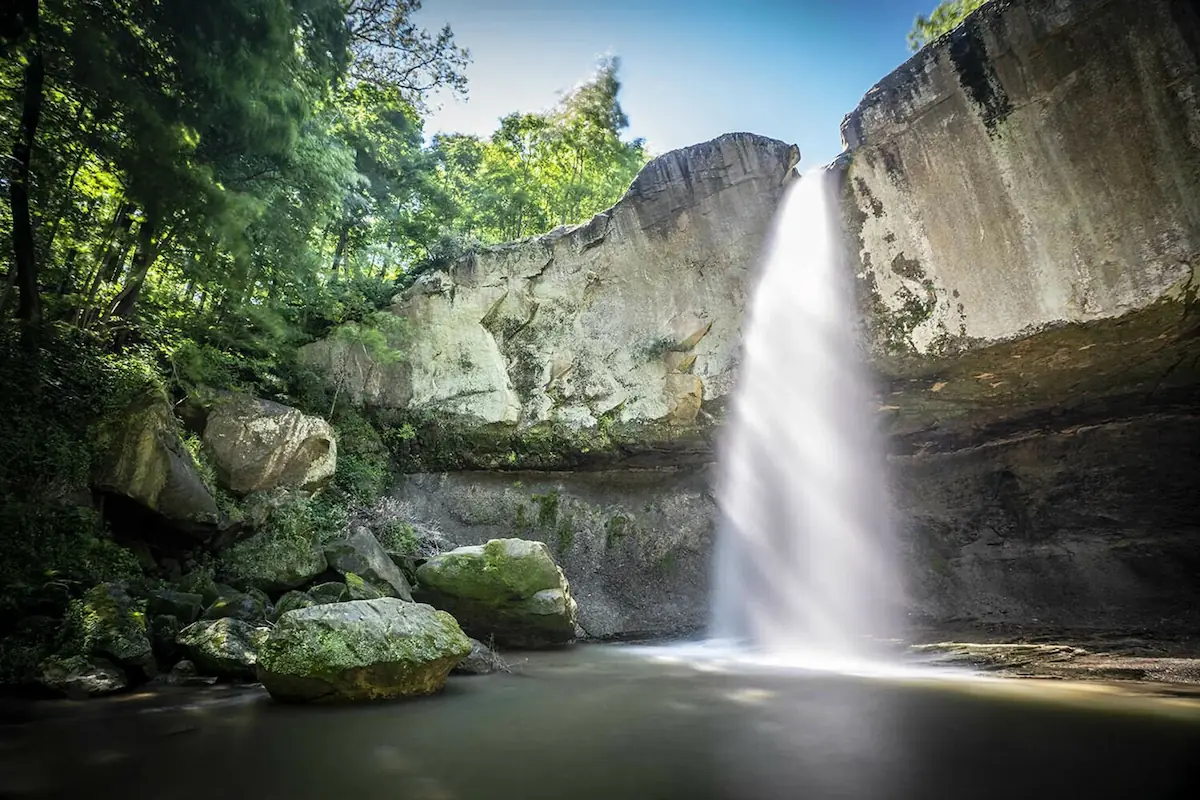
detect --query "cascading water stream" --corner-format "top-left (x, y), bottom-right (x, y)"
top-left (708, 165), bottom-right (901, 663)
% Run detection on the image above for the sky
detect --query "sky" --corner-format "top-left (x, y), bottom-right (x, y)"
top-left (414, 0), bottom-right (932, 167)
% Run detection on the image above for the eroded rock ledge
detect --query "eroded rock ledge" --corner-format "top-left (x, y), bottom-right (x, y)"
top-left (302, 133), bottom-right (799, 470)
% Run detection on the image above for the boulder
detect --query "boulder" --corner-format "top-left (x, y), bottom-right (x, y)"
top-left (257, 599), bottom-right (471, 703)
top-left (201, 591), bottom-right (269, 624)
top-left (62, 583), bottom-right (156, 681)
top-left (38, 656), bottom-right (127, 697)
top-left (216, 506), bottom-right (328, 592)
top-left (202, 395), bottom-right (336, 495)
top-left (271, 590), bottom-right (317, 621)
top-left (94, 394), bottom-right (223, 538)
top-left (323, 527), bottom-right (413, 600)
top-left (163, 659), bottom-right (216, 686)
top-left (453, 638), bottom-right (505, 676)
top-left (345, 573), bottom-right (384, 601)
top-left (308, 582), bottom-right (348, 604)
top-left (414, 538), bottom-right (578, 648)
top-left (147, 589), bottom-right (204, 624)
top-left (176, 618), bottom-right (269, 680)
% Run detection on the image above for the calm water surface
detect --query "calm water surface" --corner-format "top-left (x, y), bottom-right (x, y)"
top-left (2, 644), bottom-right (1199, 799)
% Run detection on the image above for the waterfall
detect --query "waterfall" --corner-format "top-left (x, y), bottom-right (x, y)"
top-left (709, 165), bottom-right (901, 661)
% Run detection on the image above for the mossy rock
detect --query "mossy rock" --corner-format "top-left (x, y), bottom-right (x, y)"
top-left (176, 618), bottom-right (269, 680)
top-left (38, 655), bottom-right (127, 697)
top-left (216, 514), bottom-right (327, 593)
top-left (308, 582), bottom-right (349, 604)
top-left (323, 527), bottom-right (413, 600)
top-left (414, 539), bottom-right (578, 648)
top-left (150, 614), bottom-right (182, 665)
top-left (147, 589), bottom-right (204, 624)
top-left (345, 572), bottom-right (384, 601)
top-left (271, 590), bottom-right (317, 621)
top-left (60, 583), bottom-right (156, 681)
top-left (257, 599), bottom-right (472, 703)
top-left (201, 591), bottom-right (269, 624)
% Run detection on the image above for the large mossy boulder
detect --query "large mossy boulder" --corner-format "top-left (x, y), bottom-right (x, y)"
top-left (94, 394), bottom-right (223, 538)
top-left (323, 527), bottom-right (413, 600)
top-left (176, 618), bottom-right (269, 679)
top-left (202, 396), bottom-right (336, 496)
top-left (257, 599), bottom-right (471, 703)
top-left (216, 500), bottom-right (328, 592)
top-left (147, 589), bottom-right (204, 624)
top-left (61, 582), bottom-right (157, 681)
top-left (414, 538), bottom-right (578, 648)
top-left (38, 655), bottom-right (127, 697)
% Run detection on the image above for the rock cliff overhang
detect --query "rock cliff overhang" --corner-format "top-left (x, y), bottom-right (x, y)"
top-left (839, 0), bottom-right (1200, 454)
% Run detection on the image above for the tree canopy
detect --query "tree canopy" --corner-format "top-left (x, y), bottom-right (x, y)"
top-left (908, 0), bottom-right (988, 51)
top-left (1, 2), bottom-right (647, 388)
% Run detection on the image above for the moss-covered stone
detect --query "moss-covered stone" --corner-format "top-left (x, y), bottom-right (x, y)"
top-left (216, 500), bottom-right (328, 592)
top-left (323, 527), bottom-right (413, 600)
top-left (345, 572), bottom-right (384, 601)
top-left (257, 598), bottom-right (472, 703)
top-left (271, 590), bottom-right (317, 621)
top-left (38, 655), bottom-right (127, 697)
top-left (414, 539), bottom-right (577, 648)
top-left (150, 614), bottom-right (182, 665)
top-left (60, 582), bottom-right (156, 681)
top-left (147, 589), bottom-right (204, 624)
top-left (176, 618), bottom-right (269, 680)
top-left (309, 582), bottom-right (349, 604)
top-left (201, 591), bottom-right (269, 624)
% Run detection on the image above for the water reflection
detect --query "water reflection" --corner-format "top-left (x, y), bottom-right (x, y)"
top-left (2, 646), bottom-right (1198, 799)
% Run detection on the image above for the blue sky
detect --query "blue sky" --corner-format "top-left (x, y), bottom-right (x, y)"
top-left (416, 0), bottom-right (931, 167)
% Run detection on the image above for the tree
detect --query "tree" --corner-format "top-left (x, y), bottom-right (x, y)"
top-left (908, 0), bottom-right (988, 52)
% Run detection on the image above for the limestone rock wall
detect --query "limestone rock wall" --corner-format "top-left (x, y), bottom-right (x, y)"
top-left (303, 134), bottom-right (798, 467)
top-left (842, 0), bottom-right (1200, 360)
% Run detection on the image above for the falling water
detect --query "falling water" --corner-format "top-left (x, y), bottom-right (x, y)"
top-left (709, 165), bottom-right (900, 662)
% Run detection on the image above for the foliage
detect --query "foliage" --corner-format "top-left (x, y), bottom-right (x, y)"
top-left (908, 0), bottom-right (989, 51)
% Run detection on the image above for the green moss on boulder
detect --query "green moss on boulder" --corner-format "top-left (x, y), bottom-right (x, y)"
top-left (176, 618), bottom-right (269, 679)
top-left (60, 582), bottom-right (156, 681)
top-left (38, 655), bottom-right (127, 697)
top-left (414, 538), bottom-right (577, 648)
top-left (217, 500), bottom-right (328, 592)
top-left (257, 599), bottom-right (471, 703)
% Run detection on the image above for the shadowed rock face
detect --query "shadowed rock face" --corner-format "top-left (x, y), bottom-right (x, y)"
top-left (840, 0), bottom-right (1200, 446)
top-left (837, 0), bottom-right (1200, 634)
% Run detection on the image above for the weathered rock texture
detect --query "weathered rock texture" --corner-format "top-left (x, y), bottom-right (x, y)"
top-left (302, 133), bottom-right (799, 469)
top-left (415, 538), bottom-right (578, 648)
top-left (203, 396), bottom-right (336, 495)
top-left (841, 0), bottom-right (1200, 442)
top-left (257, 599), bottom-right (471, 703)
top-left (95, 394), bottom-right (223, 538)
top-left (394, 471), bottom-right (713, 640)
top-left (839, 0), bottom-right (1200, 632)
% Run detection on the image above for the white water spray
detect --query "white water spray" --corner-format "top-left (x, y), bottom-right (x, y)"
top-left (709, 165), bottom-right (901, 662)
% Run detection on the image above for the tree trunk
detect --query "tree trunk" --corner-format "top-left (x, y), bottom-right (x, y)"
top-left (108, 213), bottom-right (157, 320)
top-left (330, 221), bottom-right (350, 274)
top-left (8, 0), bottom-right (45, 324)
top-left (75, 202), bottom-right (133, 326)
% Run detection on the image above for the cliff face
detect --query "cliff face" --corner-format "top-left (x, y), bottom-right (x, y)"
top-left (842, 0), bottom-right (1200, 445)
top-left (841, 0), bottom-right (1200, 632)
top-left (307, 0), bottom-right (1200, 639)
top-left (304, 133), bottom-right (799, 470)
